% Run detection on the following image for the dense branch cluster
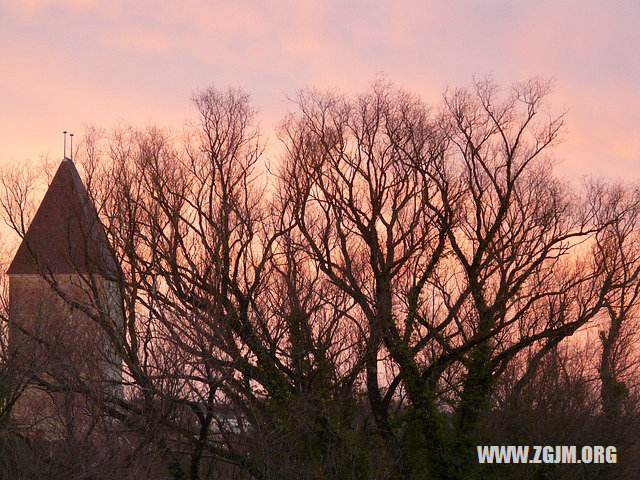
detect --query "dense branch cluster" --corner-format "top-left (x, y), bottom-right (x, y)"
top-left (1, 79), bottom-right (639, 480)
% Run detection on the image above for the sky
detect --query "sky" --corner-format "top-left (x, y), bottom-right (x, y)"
top-left (1, 0), bottom-right (639, 180)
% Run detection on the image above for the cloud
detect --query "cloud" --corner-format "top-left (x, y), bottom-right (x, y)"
top-left (0, 0), bottom-right (98, 14)
top-left (1, 0), bottom-right (638, 179)
top-left (99, 29), bottom-right (170, 54)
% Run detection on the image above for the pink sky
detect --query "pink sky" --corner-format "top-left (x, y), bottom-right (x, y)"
top-left (1, 0), bottom-right (638, 180)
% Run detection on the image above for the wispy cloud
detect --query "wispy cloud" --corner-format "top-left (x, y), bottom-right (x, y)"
top-left (0, 0), bottom-right (638, 177)
top-left (99, 29), bottom-right (170, 54)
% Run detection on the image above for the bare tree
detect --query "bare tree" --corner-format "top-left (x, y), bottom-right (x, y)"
top-left (278, 77), bottom-right (625, 478)
top-left (586, 182), bottom-right (640, 476)
top-left (2, 79), bottom-right (639, 480)
top-left (60, 87), bottom-right (376, 479)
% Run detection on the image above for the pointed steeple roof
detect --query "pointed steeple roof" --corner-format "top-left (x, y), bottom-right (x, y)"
top-left (7, 158), bottom-right (117, 276)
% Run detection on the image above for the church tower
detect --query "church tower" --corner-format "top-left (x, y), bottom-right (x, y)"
top-left (7, 157), bottom-right (123, 438)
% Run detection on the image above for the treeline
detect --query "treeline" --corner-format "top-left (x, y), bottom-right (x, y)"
top-left (1, 78), bottom-right (639, 479)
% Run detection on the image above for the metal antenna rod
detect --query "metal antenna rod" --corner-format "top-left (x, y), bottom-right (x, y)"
top-left (70, 133), bottom-right (74, 160)
top-left (63, 131), bottom-right (67, 158)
